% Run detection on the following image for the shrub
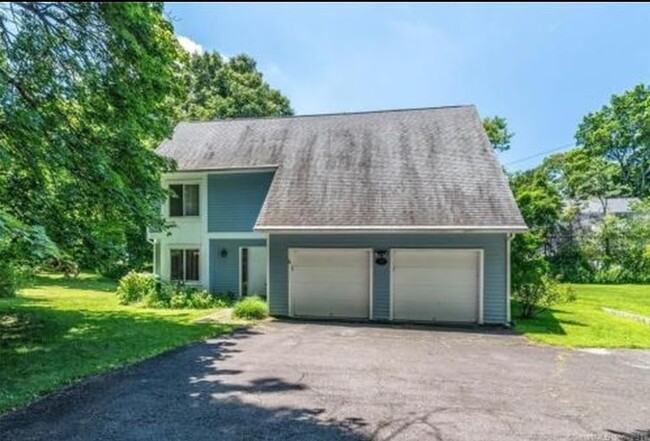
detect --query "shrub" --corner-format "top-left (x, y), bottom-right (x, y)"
top-left (0, 264), bottom-right (27, 298)
top-left (189, 291), bottom-right (218, 309)
top-left (232, 296), bottom-right (268, 320)
top-left (170, 292), bottom-right (192, 309)
top-left (116, 271), bottom-right (156, 305)
top-left (143, 283), bottom-right (172, 308)
top-left (514, 276), bottom-right (577, 319)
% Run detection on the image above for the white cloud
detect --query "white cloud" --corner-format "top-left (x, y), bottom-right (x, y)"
top-left (176, 35), bottom-right (204, 55)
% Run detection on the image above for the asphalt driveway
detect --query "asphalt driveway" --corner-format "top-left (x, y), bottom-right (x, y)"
top-left (1, 321), bottom-right (649, 441)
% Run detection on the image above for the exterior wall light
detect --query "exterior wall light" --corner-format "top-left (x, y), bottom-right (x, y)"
top-left (374, 250), bottom-right (388, 266)
top-left (220, 248), bottom-right (228, 258)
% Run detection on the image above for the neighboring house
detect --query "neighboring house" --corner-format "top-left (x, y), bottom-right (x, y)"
top-left (148, 106), bottom-right (526, 325)
top-left (573, 197), bottom-right (640, 227)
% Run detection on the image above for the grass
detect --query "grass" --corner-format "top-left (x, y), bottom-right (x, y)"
top-left (0, 273), bottom-right (235, 414)
top-left (514, 284), bottom-right (650, 348)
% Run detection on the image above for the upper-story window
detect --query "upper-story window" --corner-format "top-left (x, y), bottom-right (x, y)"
top-left (169, 184), bottom-right (199, 217)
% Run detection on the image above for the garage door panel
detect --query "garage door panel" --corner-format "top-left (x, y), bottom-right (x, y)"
top-left (291, 249), bottom-right (368, 268)
top-left (393, 249), bottom-right (480, 323)
top-left (291, 268), bottom-right (364, 284)
top-left (290, 249), bottom-right (370, 319)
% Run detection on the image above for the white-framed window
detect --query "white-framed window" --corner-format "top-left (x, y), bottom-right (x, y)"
top-left (170, 248), bottom-right (200, 282)
top-left (169, 184), bottom-right (199, 217)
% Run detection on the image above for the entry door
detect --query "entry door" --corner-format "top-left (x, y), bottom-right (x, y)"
top-left (240, 247), bottom-right (267, 296)
top-left (392, 249), bottom-right (481, 323)
top-left (289, 249), bottom-right (370, 319)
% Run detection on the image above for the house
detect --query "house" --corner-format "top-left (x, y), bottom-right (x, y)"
top-left (573, 197), bottom-right (640, 226)
top-left (148, 106), bottom-right (527, 325)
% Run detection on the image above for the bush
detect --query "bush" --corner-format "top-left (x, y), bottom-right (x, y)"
top-left (143, 283), bottom-right (172, 308)
top-left (232, 296), bottom-right (268, 320)
top-left (514, 276), bottom-right (577, 319)
top-left (170, 291), bottom-right (192, 309)
top-left (0, 263), bottom-right (28, 298)
top-left (116, 271), bottom-right (156, 305)
top-left (145, 281), bottom-right (234, 309)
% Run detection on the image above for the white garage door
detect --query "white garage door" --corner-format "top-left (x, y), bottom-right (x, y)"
top-left (289, 248), bottom-right (370, 319)
top-left (392, 249), bottom-right (481, 323)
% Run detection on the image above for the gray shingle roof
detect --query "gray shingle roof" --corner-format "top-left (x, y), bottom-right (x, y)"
top-left (157, 106), bottom-right (526, 231)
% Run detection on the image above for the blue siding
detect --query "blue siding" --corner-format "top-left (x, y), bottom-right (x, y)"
top-left (269, 234), bottom-right (508, 324)
top-left (209, 239), bottom-right (267, 295)
top-left (207, 172), bottom-right (274, 232)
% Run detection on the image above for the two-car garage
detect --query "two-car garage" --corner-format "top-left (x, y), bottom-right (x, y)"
top-left (288, 248), bottom-right (483, 323)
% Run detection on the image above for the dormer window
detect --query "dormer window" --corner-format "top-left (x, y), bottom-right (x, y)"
top-left (169, 184), bottom-right (199, 217)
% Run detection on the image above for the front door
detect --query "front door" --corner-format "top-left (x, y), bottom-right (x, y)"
top-left (240, 247), bottom-right (267, 296)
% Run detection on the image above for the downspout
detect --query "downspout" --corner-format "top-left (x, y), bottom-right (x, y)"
top-left (506, 233), bottom-right (513, 326)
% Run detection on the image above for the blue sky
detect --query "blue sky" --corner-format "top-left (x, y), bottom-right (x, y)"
top-left (166, 3), bottom-right (650, 170)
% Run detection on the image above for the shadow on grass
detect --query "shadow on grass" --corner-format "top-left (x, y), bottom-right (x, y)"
top-left (0, 327), bottom-right (369, 440)
top-left (0, 298), bottom-right (233, 414)
top-left (511, 301), bottom-right (588, 336)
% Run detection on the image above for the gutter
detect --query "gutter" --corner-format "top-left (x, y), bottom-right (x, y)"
top-left (254, 226), bottom-right (529, 234)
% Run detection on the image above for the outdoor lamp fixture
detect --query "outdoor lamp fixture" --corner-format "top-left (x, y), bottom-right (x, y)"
top-left (374, 250), bottom-right (388, 266)
top-left (220, 248), bottom-right (228, 258)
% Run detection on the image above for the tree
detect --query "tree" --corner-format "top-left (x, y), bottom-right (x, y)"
top-left (576, 84), bottom-right (650, 197)
top-left (508, 169), bottom-right (574, 318)
top-left (483, 116), bottom-right (514, 152)
top-left (545, 148), bottom-right (626, 214)
top-left (181, 52), bottom-right (292, 120)
top-left (0, 3), bottom-right (185, 283)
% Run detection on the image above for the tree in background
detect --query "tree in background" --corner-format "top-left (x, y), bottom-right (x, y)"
top-left (544, 148), bottom-right (626, 214)
top-left (512, 84), bottom-right (650, 285)
top-left (181, 52), bottom-right (292, 120)
top-left (576, 83), bottom-right (650, 198)
top-left (483, 116), bottom-right (514, 152)
top-left (0, 3), bottom-right (185, 289)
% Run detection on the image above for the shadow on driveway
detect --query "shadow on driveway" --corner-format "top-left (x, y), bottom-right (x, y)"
top-left (0, 327), bottom-right (369, 440)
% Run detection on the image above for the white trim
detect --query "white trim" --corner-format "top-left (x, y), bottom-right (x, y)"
top-left (238, 246), bottom-right (244, 298)
top-left (169, 166), bottom-right (278, 174)
top-left (287, 258), bottom-right (293, 317)
top-left (257, 226), bottom-right (528, 234)
top-left (506, 234), bottom-right (512, 324)
top-left (368, 250), bottom-right (374, 320)
top-left (389, 249), bottom-right (394, 321)
top-left (266, 237), bottom-right (271, 304)
top-left (207, 232), bottom-right (268, 240)
top-left (202, 174), bottom-right (209, 290)
top-left (478, 249), bottom-right (485, 325)
top-left (390, 248), bottom-right (484, 324)
top-left (287, 248), bottom-right (373, 319)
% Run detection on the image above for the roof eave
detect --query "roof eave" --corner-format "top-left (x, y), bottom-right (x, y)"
top-left (254, 225), bottom-right (529, 234)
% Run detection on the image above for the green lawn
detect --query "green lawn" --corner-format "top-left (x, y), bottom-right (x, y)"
top-left (514, 284), bottom-right (650, 348)
top-left (0, 274), bottom-right (234, 414)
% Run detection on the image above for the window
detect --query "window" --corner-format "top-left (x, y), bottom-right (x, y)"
top-left (170, 249), bottom-right (200, 281)
top-left (169, 184), bottom-right (199, 217)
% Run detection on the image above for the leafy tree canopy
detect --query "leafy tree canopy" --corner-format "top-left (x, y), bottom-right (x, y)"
top-left (542, 148), bottom-right (626, 214)
top-left (181, 52), bottom-right (292, 120)
top-left (576, 83), bottom-right (650, 197)
top-left (0, 2), bottom-right (185, 274)
top-left (483, 115), bottom-right (514, 152)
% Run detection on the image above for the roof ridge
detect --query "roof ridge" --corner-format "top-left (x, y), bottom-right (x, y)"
top-left (180, 104), bottom-right (475, 124)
